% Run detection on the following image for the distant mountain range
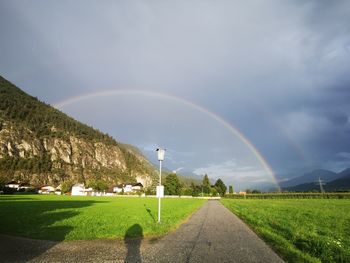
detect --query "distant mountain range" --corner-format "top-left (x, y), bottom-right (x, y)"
top-left (281, 168), bottom-right (350, 192)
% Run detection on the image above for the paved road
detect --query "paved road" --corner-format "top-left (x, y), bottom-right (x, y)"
top-left (0, 200), bottom-right (283, 263)
top-left (143, 200), bottom-right (283, 263)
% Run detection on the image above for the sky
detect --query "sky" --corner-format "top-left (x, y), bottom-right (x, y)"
top-left (1, 1), bottom-right (350, 190)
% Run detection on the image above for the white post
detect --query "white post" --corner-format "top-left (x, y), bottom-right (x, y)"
top-left (158, 160), bottom-right (162, 223)
top-left (156, 148), bottom-right (165, 223)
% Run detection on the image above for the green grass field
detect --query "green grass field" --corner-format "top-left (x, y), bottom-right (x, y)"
top-left (0, 195), bottom-right (205, 241)
top-left (221, 199), bottom-right (350, 263)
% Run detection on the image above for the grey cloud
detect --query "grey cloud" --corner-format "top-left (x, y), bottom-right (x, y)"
top-left (1, 1), bottom-right (350, 183)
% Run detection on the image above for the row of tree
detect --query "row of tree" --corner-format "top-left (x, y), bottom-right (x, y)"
top-left (164, 173), bottom-right (231, 197)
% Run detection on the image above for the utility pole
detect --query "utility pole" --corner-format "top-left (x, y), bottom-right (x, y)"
top-left (318, 177), bottom-right (325, 193)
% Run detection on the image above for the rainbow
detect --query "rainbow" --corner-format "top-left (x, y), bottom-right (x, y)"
top-left (54, 90), bottom-right (280, 189)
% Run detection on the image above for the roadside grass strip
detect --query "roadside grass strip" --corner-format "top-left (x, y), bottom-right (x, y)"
top-left (221, 199), bottom-right (350, 263)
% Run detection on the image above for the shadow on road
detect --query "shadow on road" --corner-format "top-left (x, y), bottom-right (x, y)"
top-left (124, 224), bottom-right (143, 263)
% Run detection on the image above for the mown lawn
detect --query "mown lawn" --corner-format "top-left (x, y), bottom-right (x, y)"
top-left (0, 195), bottom-right (205, 241)
top-left (221, 199), bottom-right (350, 263)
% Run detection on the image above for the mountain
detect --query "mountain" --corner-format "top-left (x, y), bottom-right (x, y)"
top-left (337, 168), bottom-right (350, 179)
top-left (284, 169), bottom-right (350, 192)
top-left (0, 75), bottom-right (155, 187)
top-left (280, 169), bottom-right (341, 188)
top-left (325, 172), bottom-right (350, 191)
top-left (283, 182), bottom-right (322, 192)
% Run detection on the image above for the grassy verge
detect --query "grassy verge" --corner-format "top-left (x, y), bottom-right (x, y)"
top-left (221, 199), bottom-right (350, 262)
top-left (0, 195), bottom-right (205, 241)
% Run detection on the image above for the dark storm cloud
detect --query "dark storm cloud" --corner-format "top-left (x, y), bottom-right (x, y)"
top-left (1, 0), bottom-right (350, 181)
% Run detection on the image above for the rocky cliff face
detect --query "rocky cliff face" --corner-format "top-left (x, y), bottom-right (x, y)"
top-left (0, 119), bottom-right (154, 187)
top-left (0, 76), bottom-right (155, 187)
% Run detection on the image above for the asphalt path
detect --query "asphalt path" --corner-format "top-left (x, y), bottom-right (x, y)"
top-left (0, 200), bottom-right (283, 263)
top-left (143, 200), bottom-right (283, 263)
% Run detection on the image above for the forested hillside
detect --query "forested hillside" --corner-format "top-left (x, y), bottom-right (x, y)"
top-left (0, 76), bottom-right (155, 187)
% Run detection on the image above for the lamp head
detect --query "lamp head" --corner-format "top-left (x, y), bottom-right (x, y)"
top-left (156, 148), bottom-right (165, 161)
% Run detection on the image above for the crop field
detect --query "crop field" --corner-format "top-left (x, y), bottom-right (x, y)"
top-left (221, 199), bottom-right (350, 263)
top-left (0, 195), bottom-right (205, 241)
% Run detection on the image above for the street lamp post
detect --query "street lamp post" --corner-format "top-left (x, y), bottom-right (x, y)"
top-left (156, 148), bottom-right (165, 223)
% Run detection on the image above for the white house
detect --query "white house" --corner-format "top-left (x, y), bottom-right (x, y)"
top-left (113, 185), bottom-right (124, 193)
top-left (39, 185), bottom-right (55, 194)
top-left (54, 185), bottom-right (62, 195)
top-left (71, 183), bottom-right (93, 196)
top-left (124, 183), bottom-right (133, 193)
top-left (5, 181), bottom-right (32, 191)
top-left (132, 183), bottom-right (143, 191)
top-left (113, 183), bottom-right (143, 194)
top-left (18, 183), bottom-right (32, 190)
top-left (5, 181), bottom-right (20, 189)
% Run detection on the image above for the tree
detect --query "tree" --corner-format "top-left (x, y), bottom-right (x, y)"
top-left (229, 185), bottom-right (234, 194)
top-left (180, 187), bottom-right (192, 196)
top-left (210, 187), bottom-right (218, 196)
top-left (0, 175), bottom-right (6, 190)
top-left (164, 173), bottom-right (181, 195)
top-left (87, 179), bottom-right (108, 192)
top-left (214, 178), bottom-right (227, 197)
top-left (190, 182), bottom-right (201, 197)
top-left (61, 181), bottom-right (74, 194)
top-left (145, 187), bottom-right (155, 195)
top-left (202, 174), bottom-right (211, 194)
top-left (96, 180), bottom-right (108, 191)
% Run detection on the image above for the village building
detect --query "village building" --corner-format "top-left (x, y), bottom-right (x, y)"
top-left (18, 183), bottom-right (32, 190)
top-left (131, 183), bottom-right (143, 191)
top-left (71, 183), bottom-right (93, 196)
top-left (55, 185), bottom-right (62, 195)
top-left (124, 183), bottom-right (133, 193)
top-left (5, 181), bottom-right (20, 190)
top-left (113, 184), bottom-right (124, 193)
top-left (5, 181), bottom-right (32, 191)
top-left (113, 182), bottom-right (143, 194)
top-left (39, 185), bottom-right (55, 194)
